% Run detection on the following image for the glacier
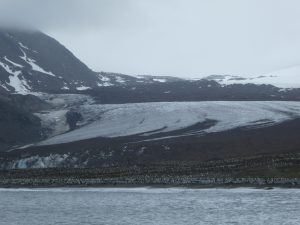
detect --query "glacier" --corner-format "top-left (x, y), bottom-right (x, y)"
top-left (38, 100), bottom-right (300, 146)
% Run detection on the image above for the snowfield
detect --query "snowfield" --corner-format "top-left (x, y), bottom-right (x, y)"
top-left (203, 65), bottom-right (300, 88)
top-left (0, 60), bottom-right (30, 94)
top-left (39, 101), bottom-right (300, 146)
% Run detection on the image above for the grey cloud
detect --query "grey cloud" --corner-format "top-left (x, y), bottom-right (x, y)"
top-left (1, 0), bottom-right (300, 77)
top-left (0, 0), bottom-right (137, 30)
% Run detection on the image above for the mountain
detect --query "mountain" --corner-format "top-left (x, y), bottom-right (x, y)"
top-left (2, 28), bottom-right (300, 101)
top-left (0, 29), bottom-right (186, 94)
top-left (0, 29), bottom-right (102, 93)
top-left (203, 65), bottom-right (300, 88)
top-left (1, 29), bottom-right (300, 170)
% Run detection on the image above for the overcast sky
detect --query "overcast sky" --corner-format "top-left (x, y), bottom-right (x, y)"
top-left (1, 0), bottom-right (300, 78)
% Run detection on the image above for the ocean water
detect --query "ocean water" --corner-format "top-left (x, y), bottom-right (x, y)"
top-left (0, 188), bottom-right (299, 225)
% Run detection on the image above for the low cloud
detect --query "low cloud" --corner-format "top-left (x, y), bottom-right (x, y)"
top-left (1, 0), bottom-right (300, 77)
top-left (0, 0), bottom-right (135, 31)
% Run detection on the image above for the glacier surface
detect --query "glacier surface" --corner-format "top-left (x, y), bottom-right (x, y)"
top-left (39, 101), bottom-right (300, 146)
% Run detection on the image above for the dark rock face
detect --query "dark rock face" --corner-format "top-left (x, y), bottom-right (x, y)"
top-left (66, 111), bottom-right (83, 130)
top-left (0, 93), bottom-right (49, 151)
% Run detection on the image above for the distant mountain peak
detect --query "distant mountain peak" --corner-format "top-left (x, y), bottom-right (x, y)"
top-left (202, 67), bottom-right (300, 89)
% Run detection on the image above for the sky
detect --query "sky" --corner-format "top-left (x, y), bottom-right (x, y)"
top-left (1, 0), bottom-right (300, 78)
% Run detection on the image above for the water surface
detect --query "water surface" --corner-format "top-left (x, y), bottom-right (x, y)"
top-left (0, 187), bottom-right (299, 225)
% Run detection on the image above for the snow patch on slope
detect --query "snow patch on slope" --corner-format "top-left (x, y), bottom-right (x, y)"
top-left (4, 56), bottom-right (24, 68)
top-left (26, 57), bottom-right (56, 77)
top-left (0, 82), bottom-right (10, 91)
top-left (76, 86), bottom-right (91, 91)
top-left (19, 44), bottom-right (57, 77)
top-left (153, 78), bottom-right (167, 83)
top-left (19, 42), bottom-right (29, 50)
top-left (116, 76), bottom-right (126, 83)
top-left (0, 61), bottom-right (30, 94)
top-left (61, 85), bottom-right (70, 90)
top-left (96, 74), bottom-right (113, 86)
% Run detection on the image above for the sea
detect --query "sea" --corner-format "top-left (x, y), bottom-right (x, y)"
top-left (0, 187), bottom-right (299, 225)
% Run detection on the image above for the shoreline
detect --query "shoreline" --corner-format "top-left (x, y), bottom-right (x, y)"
top-left (1, 178), bottom-right (299, 189)
top-left (1, 155), bottom-right (299, 189)
top-left (0, 184), bottom-right (299, 189)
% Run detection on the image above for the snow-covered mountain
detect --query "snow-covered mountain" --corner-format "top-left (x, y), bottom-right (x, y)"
top-left (203, 65), bottom-right (300, 89)
top-left (2, 29), bottom-right (300, 102)
top-left (2, 29), bottom-right (300, 96)
top-left (1, 29), bottom-right (300, 169)
top-left (0, 29), bottom-right (97, 93)
top-left (0, 29), bottom-right (182, 94)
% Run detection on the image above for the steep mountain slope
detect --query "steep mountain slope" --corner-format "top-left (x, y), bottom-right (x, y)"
top-left (0, 29), bottom-right (105, 93)
top-left (0, 93), bottom-right (49, 150)
top-left (0, 29), bottom-right (185, 94)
